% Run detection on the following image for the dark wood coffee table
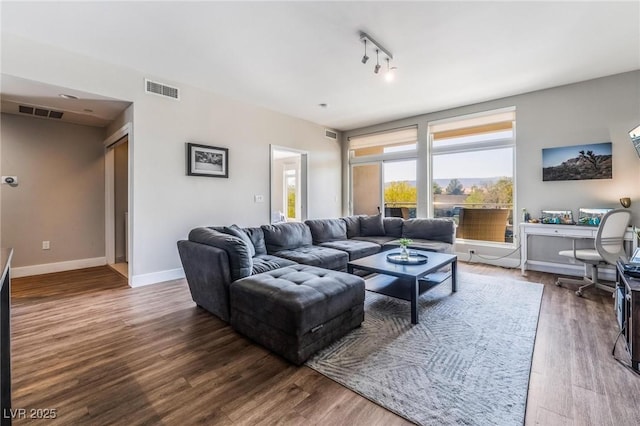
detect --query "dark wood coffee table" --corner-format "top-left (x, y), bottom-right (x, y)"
top-left (347, 250), bottom-right (457, 324)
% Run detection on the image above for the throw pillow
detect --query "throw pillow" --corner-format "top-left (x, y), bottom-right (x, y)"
top-left (359, 214), bottom-right (385, 236)
top-left (223, 224), bottom-right (256, 257)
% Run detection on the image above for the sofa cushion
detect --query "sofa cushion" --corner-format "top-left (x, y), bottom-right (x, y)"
top-left (402, 218), bottom-right (456, 244)
top-left (305, 219), bottom-right (347, 244)
top-left (319, 240), bottom-right (381, 261)
top-left (262, 222), bottom-right (313, 253)
top-left (251, 254), bottom-right (297, 275)
top-left (384, 238), bottom-right (453, 254)
top-left (223, 224), bottom-right (256, 257)
top-left (244, 227), bottom-right (267, 256)
top-left (383, 217), bottom-right (404, 237)
top-left (342, 215), bottom-right (363, 238)
top-left (273, 246), bottom-right (348, 271)
top-left (352, 235), bottom-right (397, 246)
top-left (188, 227), bottom-right (252, 281)
top-left (359, 214), bottom-right (385, 236)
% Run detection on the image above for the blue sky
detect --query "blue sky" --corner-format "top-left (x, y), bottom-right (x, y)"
top-left (542, 142), bottom-right (611, 168)
top-left (383, 148), bottom-right (513, 182)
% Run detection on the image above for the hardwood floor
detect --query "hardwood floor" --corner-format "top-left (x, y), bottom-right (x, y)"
top-left (9, 264), bottom-right (640, 425)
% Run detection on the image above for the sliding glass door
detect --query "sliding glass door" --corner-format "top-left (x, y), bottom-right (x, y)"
top-left (351, 163), bottom-right (381, 215)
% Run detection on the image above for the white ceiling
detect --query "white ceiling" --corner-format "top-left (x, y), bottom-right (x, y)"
top-left (0, 75), bottom-right (131, 127)
top-left (1, 1), bottom-right (639, 131)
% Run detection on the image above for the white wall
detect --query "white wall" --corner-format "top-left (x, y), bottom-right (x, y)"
top-left (343, 71), bottom-right (640, 268)
top-left (1, 34), bottom-right (342, 285)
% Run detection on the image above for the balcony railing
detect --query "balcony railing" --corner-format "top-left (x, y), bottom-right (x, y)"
top-left (434, 202), bottom-right (513, 222)
top-left (384, 202), bottom-right (416, 219)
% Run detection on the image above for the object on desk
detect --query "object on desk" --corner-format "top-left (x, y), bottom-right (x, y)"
top-left (620, 197), bottom-right (631, 208)
top-left (577, 207), bottom-right (612, 226)
top-left (556, 209), bottom-right (632, 296)
top-left (541, 210), bottom-right (574, 225)
top-left (629, 247), bottom-right (640, 265)
top-left (622, 264), bottom-right (640, 278)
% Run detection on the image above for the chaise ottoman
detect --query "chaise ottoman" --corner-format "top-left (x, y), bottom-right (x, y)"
top-left (229, 264), bottom-right (365, 365)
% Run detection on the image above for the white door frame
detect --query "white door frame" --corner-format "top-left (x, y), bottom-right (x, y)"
top-left (269, 145), bottom-right (308, 223)
top-left (104, 122), bottom-right (132, 285)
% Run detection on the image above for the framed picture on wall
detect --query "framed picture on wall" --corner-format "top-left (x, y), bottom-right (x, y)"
top-left (186, 143), bottom-right (228, 178)
top-left (542, 142), bottom-right (612, 181)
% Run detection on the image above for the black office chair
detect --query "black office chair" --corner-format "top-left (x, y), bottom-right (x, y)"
top-left (556, 209), bottom-right (632, 296)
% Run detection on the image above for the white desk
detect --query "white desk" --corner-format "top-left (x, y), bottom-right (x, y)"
top-left (520, 223), bottom-right (637, 275)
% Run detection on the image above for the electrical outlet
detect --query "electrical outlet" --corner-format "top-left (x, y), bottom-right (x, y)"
top-left (468, 249), bottom-right (475, 255)
top-left (254, 195), bottom-right (264, 203)
top-left (42, 241), bottom-right (50, 250)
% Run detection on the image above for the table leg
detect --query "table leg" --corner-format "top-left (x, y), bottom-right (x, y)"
top-left (451, 259), bottom-right (457, 292)
top-left (521, 231), bottom-right (528, 276)
top-left (411, 277), bottom-right (419, 324)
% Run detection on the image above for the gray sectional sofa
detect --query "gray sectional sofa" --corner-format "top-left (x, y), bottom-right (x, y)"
top-left (177, 214), bottom-right (455, 364)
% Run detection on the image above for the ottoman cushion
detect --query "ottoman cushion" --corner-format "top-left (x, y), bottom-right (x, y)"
top-left (230, 265), bottom-right (365, 364)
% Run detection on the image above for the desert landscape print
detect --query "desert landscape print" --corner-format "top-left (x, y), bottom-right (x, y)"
top-left (542, 142), bottom-right (612, 181)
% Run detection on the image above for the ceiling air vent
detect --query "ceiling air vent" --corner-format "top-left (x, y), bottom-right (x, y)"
top-left (145, 78), bottom-right (180, 100)
top-left (18, 105), bottom-right (63, 119)
top-left (325, 129), bottom-right (338, 141)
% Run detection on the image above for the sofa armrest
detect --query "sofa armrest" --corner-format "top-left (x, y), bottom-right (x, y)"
top-left (177, 240), bottom-right (233, 322)
top-left (188, 227), bottom-right (252, 280)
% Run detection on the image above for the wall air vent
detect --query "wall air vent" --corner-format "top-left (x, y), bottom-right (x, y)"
top-left (325, 129), bottom-right (338, 141)
top-left (145, 78), bottom-right (180, 100)
top-left (18, 105), bottom-right (63, 119)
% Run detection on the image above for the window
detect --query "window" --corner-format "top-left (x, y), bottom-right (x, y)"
top-left (349, 127), bottom-right (418, 218)
top-left (430, 110), bottom-right (515, 244)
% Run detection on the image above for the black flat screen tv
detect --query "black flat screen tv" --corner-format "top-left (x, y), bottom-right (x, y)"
top-left (630, 124), bottom-right (640, 158)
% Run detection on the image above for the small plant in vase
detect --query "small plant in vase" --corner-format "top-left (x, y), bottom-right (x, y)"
top-left (398, 238), bottom-right (413, 260)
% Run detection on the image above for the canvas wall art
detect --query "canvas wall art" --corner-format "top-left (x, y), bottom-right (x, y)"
top-left (542, 142), bottom-right (612, 181)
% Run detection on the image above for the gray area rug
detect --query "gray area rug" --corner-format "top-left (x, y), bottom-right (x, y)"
top-left (306, 272), bottom-right (543, 426)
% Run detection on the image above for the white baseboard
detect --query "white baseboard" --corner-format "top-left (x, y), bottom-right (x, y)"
top-left (525, 260), bottom-right (616, 281)
top-left (130, 267), bottom-right (185, 288)
top-left (12, 257), bottom-right (107, 278)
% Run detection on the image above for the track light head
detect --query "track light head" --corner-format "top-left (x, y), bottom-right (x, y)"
top-left (361, 39), bottom-right (369, 64)
top-left (374, 49), bottom-right (381, 73)
top-left (384, 58), bottom-right (396, 82)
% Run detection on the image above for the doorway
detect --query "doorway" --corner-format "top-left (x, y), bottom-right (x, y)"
top-left (270, 146), bottom-right (308, 223)
top-left (104, 123), bottom-right (131, 281)
top-left (112, 138), bottom-right (128, 276)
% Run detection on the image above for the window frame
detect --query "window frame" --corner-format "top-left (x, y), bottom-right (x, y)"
top-left (348, 127), bottom-right (419, 216)
top-left (427, 108), bottom-right (517, 248)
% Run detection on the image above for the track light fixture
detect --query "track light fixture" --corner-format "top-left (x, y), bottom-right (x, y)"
top-left (361, 39), bottom-right (369, 64)
top-left (359, 31), bottom-right (396, 79)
